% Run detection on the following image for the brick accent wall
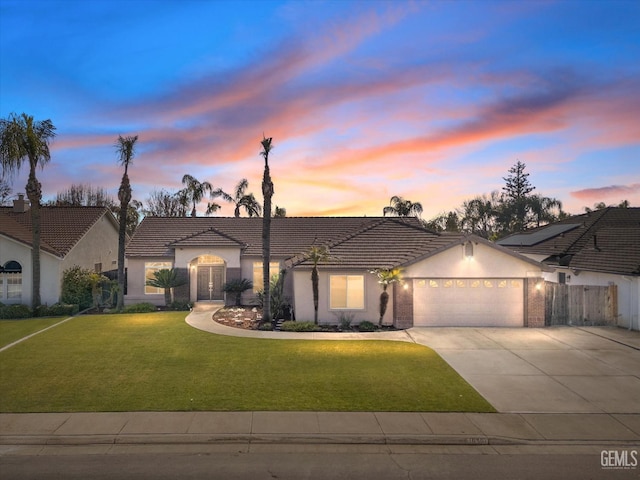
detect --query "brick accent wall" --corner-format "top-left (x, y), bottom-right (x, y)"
top-left (393, 281), bottom-right (414, 329)
top-left (524, 277), bottom-right (545, 327)
top-left (173, 268), bottom-right (190, 303)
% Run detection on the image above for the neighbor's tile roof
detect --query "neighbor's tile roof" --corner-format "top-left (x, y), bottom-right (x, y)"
top-left (498, 208), bottom-right (640, 276)
top-left (127, 216), bottom-right (451, 267)
top-left (0, 206), bottom-right (114, 257)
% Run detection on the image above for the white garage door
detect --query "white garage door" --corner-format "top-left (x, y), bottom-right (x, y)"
top-left (413, 278), bottom-right (524, 327)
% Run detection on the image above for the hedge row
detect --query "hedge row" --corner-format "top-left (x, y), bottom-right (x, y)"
top-left (0, 303), bottom-right (79, 319)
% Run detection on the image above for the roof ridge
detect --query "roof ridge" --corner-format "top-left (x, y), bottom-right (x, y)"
top-left (168, 225), bottom-right (246, 247)
top-left (562, 207), bottom-right (611, 255)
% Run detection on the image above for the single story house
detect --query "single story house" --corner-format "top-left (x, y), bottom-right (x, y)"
top-left (0, 195), bottom-right (120, 306)
top-left (126, 216), bottom-right (551, 327)
top-left (497, 207), bottom-right (640, 331)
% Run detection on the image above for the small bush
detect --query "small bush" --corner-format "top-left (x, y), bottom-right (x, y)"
top-left (258, 322), bottom-right (274, 331)
top-left (335, 312), bottom-right (355, 331)
top-left (279, 321), bottom-right (319, 332)
top-left (357, 320), bottom-right (376, 332)
top-left (0, 304), bottom-right (32, 319)
top-left (122, 303), bottom-right (157, 313)
top-left (169, 301), bottom-right (191, 311)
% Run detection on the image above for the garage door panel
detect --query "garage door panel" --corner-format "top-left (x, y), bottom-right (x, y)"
top-left (413, 278), bottom-right (523, 327)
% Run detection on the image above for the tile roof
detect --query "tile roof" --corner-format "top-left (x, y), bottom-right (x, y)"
top-left (127, 216), bottom-right (453, 267)
top-left (497, 207), bottom-right (640, 276)
top-left (0, 206), bottom-right (115, 257)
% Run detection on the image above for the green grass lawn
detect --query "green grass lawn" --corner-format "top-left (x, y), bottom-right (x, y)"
top-left (0, 317), bottom-right (67, 348)
top-left (0, 312), bottom-right (495, 413)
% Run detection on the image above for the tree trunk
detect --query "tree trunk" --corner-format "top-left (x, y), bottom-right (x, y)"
top-left (379, 290), bottom-right (389, 326)
top-left (312, 267), bottom-right (319, 324)
top-left (26, 170), bottom-right (41, 309)
top-left (117, 174), bottom-right (131, 311)
top-left (262, 171), bottom-right (273, 323)
top-left (164, 288), bottom-right (171, 307)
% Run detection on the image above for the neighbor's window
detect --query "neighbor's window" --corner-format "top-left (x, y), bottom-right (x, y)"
top-left (144, 261), bottom-right (172, 294)
top-left (330, 275), bottom-right (364, 309)
top-left (1, 261), bottom-right (22, 301)
top-left (253, 262), bottom-right (281, 292)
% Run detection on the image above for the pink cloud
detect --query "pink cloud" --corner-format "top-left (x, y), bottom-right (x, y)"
top-left (570, 184), bottom-right (640, 201)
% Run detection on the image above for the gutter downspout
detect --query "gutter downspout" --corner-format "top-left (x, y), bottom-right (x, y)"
top-left (621, 276), bottom-right (637, 331)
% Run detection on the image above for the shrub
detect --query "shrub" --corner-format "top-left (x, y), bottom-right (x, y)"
top-left (61, 266), bottom-right (110, 310)
top-left (223, 279), bottom-right (253, 306)
top-left (169, 300), bottom-right (191, 311)
top-left (279, 321), bottom-right (319, 332)
top-left (122, 303), bottom-right (157, 313)
top-left (0, 304), bottom-right (32, 319)
top-left (34, 303), bottom-right (79, 317)
top-left (335, 312), bottom-right (355, 331)
top-left (258, 322), bottom-right (274, 331)
top-left (357, 320), bottom-right (376, 332)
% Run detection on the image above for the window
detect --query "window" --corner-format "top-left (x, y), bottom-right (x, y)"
top-left (253, 261), bottom-right (281, 292)
top-left (558, 272), bottom-right (566, 284)
top-left (144, 262), bottom-right (172, 294)
top-left (330, 275), bottom-right (364, 309)
top-left (1, 261), bottom-right (22, 301)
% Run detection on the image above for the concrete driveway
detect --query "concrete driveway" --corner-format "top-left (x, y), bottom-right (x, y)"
top-left (407, 326), bottom-right (640, 414)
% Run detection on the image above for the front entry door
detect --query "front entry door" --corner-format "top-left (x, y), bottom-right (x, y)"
top-left (197, 266), bottom-right (224, 301)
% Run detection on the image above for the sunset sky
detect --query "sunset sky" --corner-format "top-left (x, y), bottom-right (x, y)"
top-left (1, 0), bottom-right (639, 218)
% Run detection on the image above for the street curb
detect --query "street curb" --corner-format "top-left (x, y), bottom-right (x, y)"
top-left (3, 433), bottom-right (638, 447)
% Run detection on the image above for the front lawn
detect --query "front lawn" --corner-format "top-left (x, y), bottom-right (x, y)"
top-left (0, 317), bottom-right (67, 349)
top-left (0, 312), bottom-right (495, 413)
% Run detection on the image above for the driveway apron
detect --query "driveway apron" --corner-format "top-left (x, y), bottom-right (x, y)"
top-left (408, 327), bottom-right (640, 413)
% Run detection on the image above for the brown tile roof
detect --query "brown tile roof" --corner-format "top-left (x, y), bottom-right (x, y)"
top-left (127, 216), bottom-right (453, 267)
top-left (498, 208), bottom-right (640, 276)
top-left (0, 206), bottom-right (115, 257)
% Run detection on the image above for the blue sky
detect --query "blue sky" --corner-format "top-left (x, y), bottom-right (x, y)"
top-left (1, 0), bottom-right (639, 217)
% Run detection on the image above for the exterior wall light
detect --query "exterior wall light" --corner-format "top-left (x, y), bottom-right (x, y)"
top-left (464, 242), bottom-right (474, 258)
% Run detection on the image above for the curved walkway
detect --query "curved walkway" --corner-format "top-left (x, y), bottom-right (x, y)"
top-left (185, 305), bottom-right (415, 343)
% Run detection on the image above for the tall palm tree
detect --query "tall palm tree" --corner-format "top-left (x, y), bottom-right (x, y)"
top-left (369, 268), bottom-right (402, 326)
top-left (383, 196), bottom-right (423, 217)
top-left (0, 113), bottom-right (56, 309)
top-left (260, 136), bottom-right (274, 323)
top-left (214, 178), bottom-right (262, 217)
top-left (306, 245), bottom-right (334, 325)
top-left (115, 135), bottom-right (138, 310)
top-left (181, 174), bottom-right (214, 217)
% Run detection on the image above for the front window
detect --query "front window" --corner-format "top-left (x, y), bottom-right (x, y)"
top-left (253, 261), bottom-right (281, 292)
top-left (330, 275), bottom-right (364, 309)
top-left (144, 261), bottom-right (172, 294)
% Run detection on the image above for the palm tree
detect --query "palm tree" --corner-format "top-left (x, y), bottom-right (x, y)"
top-left (115, 134), bottom-right (138, 310)
top-left (222, 278), bottom-right (253, 306)
top-left (145, 268), bottom-right (187, 306)
top-left (306, 245), bottom-right (334, 324)
top-left (528, 195), bottom-right (564, 228)
top-left (383, 196), bottom-right (423, 217)
top-left (260, 136), bottom-right (274, 323)
top-left (181, 174), bottom-right (214, 217)
top-left (274, 205), bottom-right (287, 217)
top-left (214, 178), bottom-right (262, 217)
top-left (370, 268), bottom-right (402, 326)
top-left (0, 113), bottom-right (56, 309)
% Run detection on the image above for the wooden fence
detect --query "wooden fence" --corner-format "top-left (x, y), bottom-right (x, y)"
top-left (545, 283), bottom-right (618, 326)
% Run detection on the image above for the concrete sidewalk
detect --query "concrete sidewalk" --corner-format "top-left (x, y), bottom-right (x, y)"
top-left (1, 411), bottom-right (639, 449)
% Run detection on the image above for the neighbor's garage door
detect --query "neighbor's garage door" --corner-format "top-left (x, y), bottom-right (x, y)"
top-left (413, 278), bottom-right (524, 327)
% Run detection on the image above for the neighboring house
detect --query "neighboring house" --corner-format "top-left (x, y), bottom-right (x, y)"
top-left (126, 216), bottom-right (550, 327)
top-left (0, 195), bottom-right (120, 306)
top-left (497, 207), bottom-right (640, 331)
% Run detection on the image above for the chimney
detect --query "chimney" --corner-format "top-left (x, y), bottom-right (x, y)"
top-left (12, 194), bottom-right (30, 213)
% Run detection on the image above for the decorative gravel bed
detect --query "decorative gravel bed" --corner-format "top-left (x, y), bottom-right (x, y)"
top-left (212, 306), bottom-right (262, 330)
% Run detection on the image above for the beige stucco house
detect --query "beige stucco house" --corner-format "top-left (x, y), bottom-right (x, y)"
top-left (0, 196), bottom-right (119, 306)
top-left (126, 216), bottom-right (550, 327)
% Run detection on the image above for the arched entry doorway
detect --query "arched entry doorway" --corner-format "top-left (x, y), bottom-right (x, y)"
top-left (194, 255), bottom-right (225, 301)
